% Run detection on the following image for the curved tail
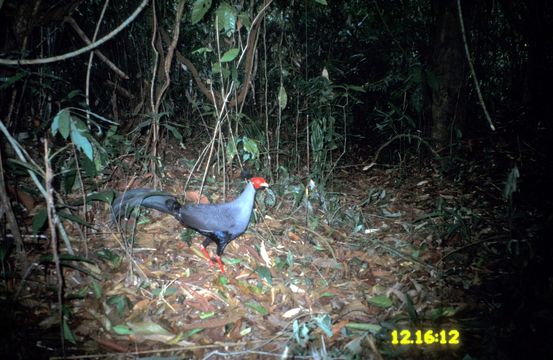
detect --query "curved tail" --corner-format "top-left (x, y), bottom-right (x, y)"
top-left (112, 188), bottom-right (181, 221)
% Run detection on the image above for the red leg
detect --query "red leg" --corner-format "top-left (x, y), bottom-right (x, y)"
top-left (215, 255), bottom-right (225, 273)
top-left (199, 245), bottom-right (214, 266)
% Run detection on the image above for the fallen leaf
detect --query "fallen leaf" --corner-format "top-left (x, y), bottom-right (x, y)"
top-left (282, 307), bottom-right (302, 318)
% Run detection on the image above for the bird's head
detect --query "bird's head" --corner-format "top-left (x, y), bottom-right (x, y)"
top-left (250, 177), bottom-right (269, 190)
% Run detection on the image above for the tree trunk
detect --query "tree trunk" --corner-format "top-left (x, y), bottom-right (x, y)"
top-left (429, 0), bottom-right (467, 150)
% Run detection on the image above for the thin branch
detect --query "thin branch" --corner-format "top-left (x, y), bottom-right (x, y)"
top-left (0, 120), bottom-right (74, 254)
top-left (65, 15), bottom-right (128, 80)
top-left (0, 148), bottom-right (27, 273)
top-left (44, 140), bottom-right (66, 355)
top-left (153, 0), bottom-right (185, 113)
top-left (363, 133), bottom-right (442, 171)
top-left (0, 0), bottom-right (149, 66)
top-left (456, 0), bottom-right (495, 131)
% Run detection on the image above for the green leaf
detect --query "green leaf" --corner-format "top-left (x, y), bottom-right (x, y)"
top-left (314, 0), bottom-right (328, 4)
top-left (346, 84), bottom-right (365, 93)
top-left (367, 295), bottom-right (393, 308)
top-left (319, 292), bottom-right (334, 298)
top-left (238, 13), bottom-right (251, 29)
top-left (184, 328), bottom-right (203, 337)
top-left (160, 287), bottom-right (178, 297)
top-left (314, 314), bottom-right (333, 336)
top-left (51, 109), bottom-right (71, 139)
top-left (58, 211), bottom-right (94, 228)
top-left (220, 48), bottom-right (239, 63)
top-left (345, 322), bottom-right (381, 334)
top-left (218, 275), bottom-right (229, 285)
top-left (226, 139), bottom-right (238, 163)
top-left (86, 191), bottom-right (115, 204)
top-left (192, 47), bottom-right (213, 55)
top-left (32, 208), bottom-right (48, 235)
top-left (63, 319), bottom-right (77, 344)
top-left (242, 137), bottom-right (259, 158)
top-left (278, 85), bottom-right (288, 110)
top-left (113, 324), bottom-right (133, 335)
top-left (107, 295), bottom-right (129, 317)
top-left (70, 126), bottom-right (94, 160)
top-left (59, 109), bottom-right (71, 139)
top-left (191, 0), bottom-right (212, 25)
top-left (199, 311), bottom-right (215, 319)
top-left (255, 266), bottom-right (273, 286)
top-left (92, 280), bottom-right (102, 299)
top-left (216, 2), bottom-right (237, 34)
top-left (245, 301), bottom-right (268, 315)
top-left (162, 123), bottom-right (183, 141)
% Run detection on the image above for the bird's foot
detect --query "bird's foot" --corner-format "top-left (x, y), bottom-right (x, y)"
top-left (215, 256), bottom-right (225, 273)
top-left (199, 245), bottom-right (215, 266)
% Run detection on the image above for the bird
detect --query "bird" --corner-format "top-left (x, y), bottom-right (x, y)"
top-left (112, 177), bottom-right (269, 272)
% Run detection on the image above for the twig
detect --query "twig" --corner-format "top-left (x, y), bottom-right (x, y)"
top-left (456, 0), bottom-right (495, 131)
top-left (0, 0), bottom-right (149, 66)
top-left (0, 148), bottom-right (28, 274)
top-left (0, 120), bottom-right (74, 254)
top-left (297, 225), bottom-right (337, 261)
top-left (65, 15), bottom-right (129, 80)
top-left (153, 0), bottom-right (185, 114)
top-left (44, 140), bottom-right (66, 356)
top-left (358, 234), bottom-right (434, 270)
top-left (363, 133), bottom-right (441, 171)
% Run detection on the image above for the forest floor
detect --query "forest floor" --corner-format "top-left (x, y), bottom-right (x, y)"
top-left (2, 150), bottom-right (518, 359)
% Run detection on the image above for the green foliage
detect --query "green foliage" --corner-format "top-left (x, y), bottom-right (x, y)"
top-left (254, 266), bottom-right (272, 286)
top-left (216, 2), bottom-right (237, 35)
top-left (278, 85), bottom-right (288, 110)
top-left (367, 295), bottom-right (393, 308)
top-left (191, 0), bottom-right (212, 25)
top-left (226, 136), bottom-right (262, 169)
top-left (293, 314), bottom-right (333, 348)
top-left (95, 248), bottom-right (123, 269)
top-left (63, 318), bottom-right (77, 344)
top-left (220, 48), bottom-right (239, 63)
top-left (503, 165), bottom-right (520, 201)
top-left (107, 295), bottom-right (131, 318)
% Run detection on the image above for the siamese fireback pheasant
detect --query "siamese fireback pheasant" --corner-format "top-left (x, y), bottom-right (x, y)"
top-left (112, 177), bottom-right (269, 272)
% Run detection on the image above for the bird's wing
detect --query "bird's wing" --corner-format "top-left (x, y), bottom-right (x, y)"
top-left (178, 203), bottom-right (240, 235)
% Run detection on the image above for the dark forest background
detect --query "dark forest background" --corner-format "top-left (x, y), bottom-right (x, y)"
top-left (1, 0), bottom-right (552, 358)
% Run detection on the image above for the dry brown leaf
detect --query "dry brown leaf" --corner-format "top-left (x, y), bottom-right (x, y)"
top-left (185, 191), bottom-right (210, 204)
top-left (312, 257), bottom-right (341, 269)
top-left (178, 308), bottom-right (245, 330)
top-left (332, 319), bottom-right (349, 336)
top-left (287, 231), bottom-right (301, 241)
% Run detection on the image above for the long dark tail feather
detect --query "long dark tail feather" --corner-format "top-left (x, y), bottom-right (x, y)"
top-left (112, 188), bottom-right (181, 222)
